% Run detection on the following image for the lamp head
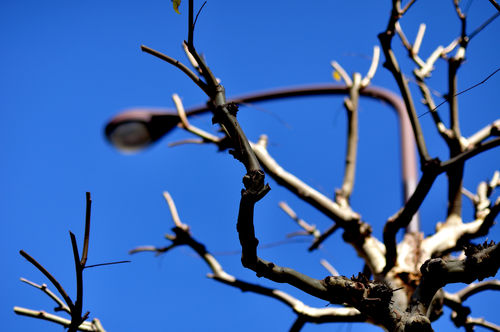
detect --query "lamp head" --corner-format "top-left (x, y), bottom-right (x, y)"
top-left (105, 109), bottom-right (180, 152)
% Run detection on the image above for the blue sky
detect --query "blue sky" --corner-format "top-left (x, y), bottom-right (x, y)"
top-left (1, 1), bottom-right (499, 331)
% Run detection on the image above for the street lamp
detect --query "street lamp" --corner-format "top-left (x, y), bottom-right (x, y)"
top-left (105, 109), bottom-right (181, 153)
top-left (104, 84), bottom-right (419, 230)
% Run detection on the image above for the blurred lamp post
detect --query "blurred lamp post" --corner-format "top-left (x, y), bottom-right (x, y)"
top-left (105, 84), bottom-right (419, 231)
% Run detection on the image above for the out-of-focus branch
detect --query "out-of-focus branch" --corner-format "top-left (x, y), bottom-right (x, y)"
top-left (455, 280), bottom-right (500, 300)
top-left (443, 280), bottom-right (500, 331)
top-left (422, 197), bottom-right (500, 258)
top-left (467, 119), bottom-right (500, 147)
top-left (336, 73), bottom-right (361, 206)
top-left (172, 93), bottom-right (221, 144)
top-left (383, 159), bottom-right (441, 273)
top-left (444, 9), bottom-right (467, 224)
top-left (320, 259), bottom-right (340, 277)
top-left (464, 171), bottom-right (500, 220)
top-left (488, 0), bottom-right (500, 12)
top-left (308, 224), bottom-right (341, 252)
top-left (279, 201), bottom-right (320, 239)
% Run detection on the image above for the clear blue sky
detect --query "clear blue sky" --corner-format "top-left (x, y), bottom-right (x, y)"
top-left (1, 1), bottom-right (499, 331)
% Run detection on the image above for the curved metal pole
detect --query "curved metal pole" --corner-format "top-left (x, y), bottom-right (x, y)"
top-left (182, 84), bottom-right (419, 231)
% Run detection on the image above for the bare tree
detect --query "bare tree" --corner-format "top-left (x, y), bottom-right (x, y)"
top-left (15, 1), bottom-right (500, 331)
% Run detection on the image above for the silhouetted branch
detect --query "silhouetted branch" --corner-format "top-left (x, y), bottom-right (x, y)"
top-left (16, 193), bottom-right (106, 332)
top-left (19, 250), bottom-right (75, 312)
top-left (443, 280), bottom-right (500, 331)
top-left (488, 0), bottom-right (500, 12)
top-left (141, 45), bottom-right (210, 94)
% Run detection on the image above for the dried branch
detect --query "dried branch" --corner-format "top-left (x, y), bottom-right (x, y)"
top-left (320, 259), bottom-right (340, 276)
top-left (337, 73), bottom-right (361, 205)
top-left (418, 67), bottom-right (500, 119)
top-left (308, 224), bottom-right (341, 252)
top-left (466, 317), bottom-right (500, 331)
top-left (383, 137), bottom-right (500, 272)
top-left (279, 201), bottom-right (320, 238)
top-left (400, 0), bottom-right (417, 15)
top-left (172, 93), bottom-right (220, 143)
top-left (19, 278), bottom-right (70, 314)
top-left (445, 20), bottom-right (467, 223)
top-left (132, 192), bottom-right (368, 327)
top-left (19, 250), bottom-right (75, 312)
top-left (331, 61), bottom-right (352, 86)
top-left (141, 45), bottom-right (209, 95)
top-left (443, 280), bottom-right (500, 331)
top-left (162, 191), bottom-right (188, 230)
top-left (488, 0), bottom-right (500, 12)
top-left (251, 136), bottom-right (386, 274)
top-left (13, 307), bottom-right (105, 332)
top-left (16, 193), bottom-right (103, 332)
top-left (467, 119), bottom-right (500, 147)
top-left (383, 159), bottom-right (441, 273)
top-left (80, 192), bottom-right (91, 266)
top-left (410, 241), bottom-right (500, 317)
top-left (379, 27), bottom-right (430, 164)
top-left (456, 280), bottom-right (500, 301)
top-left (360, 46), bottom-right (380, 87)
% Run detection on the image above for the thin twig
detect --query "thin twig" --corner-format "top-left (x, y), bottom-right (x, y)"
top-left (193, 1), bottom-right (207, 29)
top-left (360, 46), bottom-right (380, 87)
top-left (412, 23), bottom-right (426, 55)
top-left (331, 61), bottom-right (352, 86)
top-left (14, 307), bottom-right (102, 332)
top-left (163, 191), bottom-right (188, 230)
top-left (320, 259), bottom-right (340, 276)
top-left (132, 193), bottom-right (366, 326)
top-left (172, 93), bottom-right (220, 143)
top-left (19, 278), bottom-right (71, 314)
top-left (338, 73), bottom-right (361, 203)
top-left (141, 45), bottom-right (210, 95)
top-left (80, 192), bottom-right (91, 267)
top-left (418, 67), bottom-right (500, 118)
top-left (69, 232), bottom-right (84, 332)
top-left (85, 261), bottom-right (131, 268)
top-left (469, 11), bottom-right (500, 40)
top-left (278, 201), bottom-right (319, 237)
top-left (401, 0), bottom-right (417, 15)
top-left (19, 250), bottom-right (75, 312)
